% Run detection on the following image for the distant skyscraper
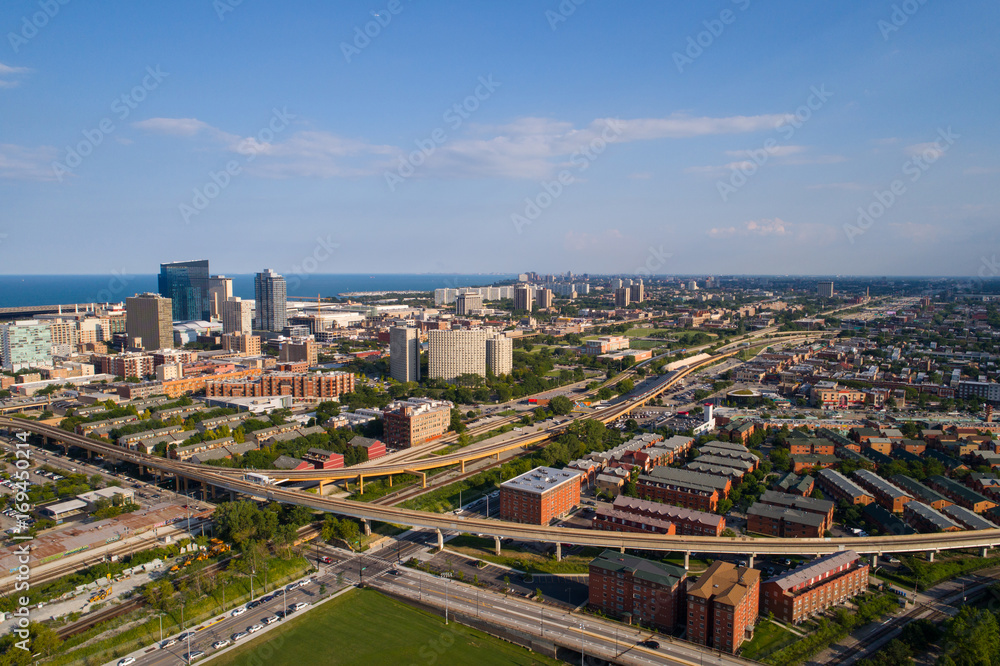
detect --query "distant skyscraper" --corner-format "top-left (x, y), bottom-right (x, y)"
top-left (158, 260), bottom-right (210, 322)
top-left (390, 327), bottom-right (421, 383)
top-left (455, 293), bottom-right (483, 316)
top-left (514, 285), bottom-right (533, 312)
top-left (536, 289), bottom-right (553, 309)
top-left (221, 297), bottom-right (252, 335)
top-left (126, 293), bottom-right (173, 350)
top-left (208, 275), bottom-right (234, 318)
top-left (254, 269), bottom-right (287, 331)
top-left (1, 320), bottom-right (52, 371)
top-left (615, 287), bottom-right (631, 308)
top-left (817, 281), bottom-right (834, 298)
top-left (630, 281), bottom-right (645, 303)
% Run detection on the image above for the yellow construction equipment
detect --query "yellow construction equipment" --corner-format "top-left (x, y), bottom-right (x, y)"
top-left (87, 586), bottom-right (111, 603)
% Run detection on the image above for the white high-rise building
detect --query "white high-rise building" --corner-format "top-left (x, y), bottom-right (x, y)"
top-left (390, 327), bottom-right (421, 383)
top-left (208, 275), bottom-right (234, 319)
top-left (455, 293), bottom-right (483, 315)
top-left (221, 297), bottom-right (253, 335)
top-left (434, 288), bottom-right (458, 305)
top-left (428, 329), bottom-right (488, 381)
top-left (486, 334), bottom-right (513, 376)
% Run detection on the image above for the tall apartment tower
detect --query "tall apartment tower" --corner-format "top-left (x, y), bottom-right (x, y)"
top-left (536, 288), bottom-right (553, 309)
top-left (158, 260), bottom-right (210, 321)
top-left (208, 275), bottom-right (234, 318)
top-left (428, 329), bottom-right (488, 381)
top-left (1, 320), bottom-right (53, 371)
top-left (817, 281), bottom-right (834, 298)
top-left (221, 296), bottom-right (252, 335)
top-left (254, 269), bottom-right (288, 332)
top-left (455, 293), bottom-right (483, 316)
top-left (630, 281), bottom-right (644, 303)
top-left (486, 333), bottom-right (513, 376)
top-left (125, 293), bottom-right (173, 350)
top-left (390, 327), bottom-right (421, 383)
top-left (514, 285), bottom-right (533, 312)
top-left (614, 287), bottom-right (631, 308)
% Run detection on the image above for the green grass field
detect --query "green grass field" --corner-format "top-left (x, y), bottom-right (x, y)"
top-left (623, 327), bottom-right (673, 337)
top-left (209, 587), bottom-right (560, 666)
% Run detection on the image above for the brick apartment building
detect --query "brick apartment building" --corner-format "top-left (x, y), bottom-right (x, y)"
top-left (746, 503), bottom-right (826, 538)
top-left (349, 436), bottom-right (386, 461)
top-left (927, 475), bottom-right (998, 513)
top-left (588, 551), bottom-right (686, 631)
top-left (760, 551), bottom-right (869, 624)
top-left (687, 561), bottom-right (760, 654)
top-left (593, 507), bottom-right (676, 535)
top-left (382, 400), bottom-right (451, 448)
top-left (499, 466), bottom-right (582, 524)
top-left (903, 501), bottom-right (962, 533)
top-left (204, 371), bottom-right (355, 400)
top-left (788, 438), bottom-right (836, 456)
top-left (817, 469), bottom-right (874, 506)
top-left (853, 470), bottom-right (913, 513)
top-left (637, 467), bottom-right (731, 513)
top-left (758, 490), bottom-right (835, 529)
top-left (601, 495), bottom-right (726, 536)
top-left (301, 447), bottom-right (344, 469)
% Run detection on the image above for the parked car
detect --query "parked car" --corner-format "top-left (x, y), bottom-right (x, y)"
top-left (247, 623), bottom-right (264, 634)
top-left (231, 631), bottom-right (249, 642)
top-left (212, 640), bottom-right (230, 649)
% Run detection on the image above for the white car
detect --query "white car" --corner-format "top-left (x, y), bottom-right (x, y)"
top-left (117, 659), bottom-right (136, 666)
top-left (247, 623), bottom-right (264, 634)
top-left (231, 606), bottom-right (247, 617)
top-left (292, 602), bottom-right (309, 611)
top-left (231, 631), bottom-right (249, 642)
top-left (262, 615), bottom-right (279, 625)
top-left (212, 639), bottom-right (231, 649)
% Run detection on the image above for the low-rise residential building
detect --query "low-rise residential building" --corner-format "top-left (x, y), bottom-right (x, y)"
top-left (349, 436), bottom-right (386, 460)
top-left (927, 475), bottom-right (998, 513)
top-left (758, 490), bottom-right (835, 530)
top-left (637, 467), bottom-right (730, 513)
top-left (747, 503), bottom-right (826, 538)
top-left (605, 495), bottom-right (725, 536)
top-left (588, 551), bottom-right (686, 631)
top-left (817, 469), bottom-right (874, 506)
top-left (499, 466), bottom-right (581, 525)
top-left (889, 475), bottom-right (953, 510)
top-left (853, 470), bottom-right (913, 513)
top-left (903, 501), bottom-right (963, 533)
top-left (760, 551), bottom-right (869, 625)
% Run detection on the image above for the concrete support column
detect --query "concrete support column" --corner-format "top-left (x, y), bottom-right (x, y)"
top-left (230, 491), bottom-right (236, 501)
top-left (873, 554), bottom-right (878, 568)
top-left (983, 548), bottom-right (989, 558)
top-left (749, 554), bottom-right (756, 568)
top-left (494, 536), bottom-right (501, 556)
top-left (201, 488), bottom-right (207, 501)
top-left (362, 519), bottom-right (371, 536)
top-left (359, 475), bottom-right (364, 494)
top-left (928, 551), bottom-right (935, 563)
top-left (494, 452), bottom-right (501, 461)
top-left (388, 475), bottom-right (392, 488)
top-left (620, 545), bottom-right (625, 553)
top-left (421, 473), bottom-right (426, 489)
top-left (460, 460), bottom-right (465, 474)
top-left (684, 552), bottom-right (690, 570)
top-left (555, 543), bottom-right (562, 562)
top-left (436, 529), bottom-right (444, 551)
top-left (318, 481), bottom-right (325, 495)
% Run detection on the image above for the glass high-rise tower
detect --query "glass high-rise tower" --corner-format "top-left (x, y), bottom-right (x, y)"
top-left (158, 260), bottom-right (210, 321)
top-left (254, 268), bottom-right (287, 331)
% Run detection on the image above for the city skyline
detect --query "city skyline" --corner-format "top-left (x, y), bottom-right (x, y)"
top-left (2, 2), bottom-right (998, 277)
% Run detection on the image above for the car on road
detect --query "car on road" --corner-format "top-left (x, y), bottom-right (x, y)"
top-left (117, 658), bottom-right (136, 666)
top-left (212, 640), bottom-right (230, 649)
top-left (641, 639), bottom-right (660, 649)
top-left (263, 615), bottom-right (279, 625)
top-left (248, 623), bottom-right (264, 634)
top-left (291, 602), bottom-right (309, 611)
top-left (231, 606), bottom-right (247, 617)
top-left (319, 555), bottom-right (332, 564)
top-left (160, 638), bottom-right (178, 648)
top-left (185, 651), bottom-right (205, 661)
top-left (247, 600), bottom-right (262, 609)
top-left (231, 631), bottom-right (249, 642)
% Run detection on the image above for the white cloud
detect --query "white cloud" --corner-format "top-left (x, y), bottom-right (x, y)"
top-left (724, 145), bottom-right (806, 158)
top-left (0, 143), bottom-right (59, 181)
top-left (709, 218), bottom-right (790, 238)
top-left (0, 62), bottom-right (30, 88)
top-left (132, 111), bottom-right (793, 181)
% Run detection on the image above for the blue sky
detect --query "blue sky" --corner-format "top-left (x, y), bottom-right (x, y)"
top-left (1, 0), bottom-right (998, 277)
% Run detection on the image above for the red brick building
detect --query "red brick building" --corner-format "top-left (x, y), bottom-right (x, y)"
top-left (382, 401), bottom-right (451, 448)
top-left (760, 551), bottom-right (869, 624)
top-left (758, 490), bottom-right (835, 530)
top-left (606, 495), bottom-right (726, 536)
top-left (687, 561), bottom-right (760, 654)
top-left (499, 466), bottom-right (581, 525)
top-left (301, 447), bottom-right (344, 469)
top-left (592, 508), bottom-right (676, 535)
top-left (747, 503), bottom-right (826, 538)
top-left (349, 436), bottom-right (385, 461)
top-left (205, 371), bottom-right (355, 400)
top-left (588, 551), bottom-right (686, 631)
top-left (636, 467), bottom-right (730, 513)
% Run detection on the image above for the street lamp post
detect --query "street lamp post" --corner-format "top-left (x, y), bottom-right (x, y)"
top-left (157, 614), bottom-right (163, 645)
top-left (441, 572), bottom-right (452, 624)
top-left (579, 623), bottom-right (585, 666)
